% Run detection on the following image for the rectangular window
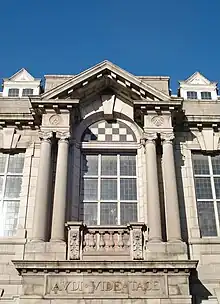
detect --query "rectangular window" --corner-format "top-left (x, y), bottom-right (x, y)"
top-left (187, 91), bottom-right (197, 99)
top-left (201, 92), bottom-right (212, 100)
top-left (8, 89), bottom-right (19, 97)
top-left (192, 153), bottom-right (220, 236)
top-left (81, 153), bottom-right (137, 225)
top-left (22, 88), bottom-right (33, 96)
top-left (0, 152), bottom-right (25, 237)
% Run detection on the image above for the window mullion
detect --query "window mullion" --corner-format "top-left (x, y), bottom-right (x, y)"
top-left (117, 154), bottom-right (120, 225)
top-left (209, 156), bottom-right (220, 236)
top-left (97, 154), bottom-right (101, 225)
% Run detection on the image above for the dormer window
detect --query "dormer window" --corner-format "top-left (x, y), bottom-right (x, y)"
top-left (22, 88), bottom-right (33, 96)
top-left (201, 92), bottom-right (212, 100)
top-left (187, 91), bottom-right (197, 99)
top-left (8, 88), bottom-right (19, 97)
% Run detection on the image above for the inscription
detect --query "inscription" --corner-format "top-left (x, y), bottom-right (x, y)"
top-left (47, 276), bottom-right (166, 298)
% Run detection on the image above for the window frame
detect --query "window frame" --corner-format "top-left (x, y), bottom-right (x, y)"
top-left (8, 88), bottom-right (19, 97)
top-left (201, 91), bottom-right (212, 100)
top-left (80, 152), bottom-right (138, 225)
top-left (192, 153), bottom-right (220, 237)
top-left (22, 88), bottom-right (34, 96)
top-left (0, 152), bottom-right (25, 237)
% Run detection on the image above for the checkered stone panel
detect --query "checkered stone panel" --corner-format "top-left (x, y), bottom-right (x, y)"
top-left (82, 120), bottom-right (136, 142)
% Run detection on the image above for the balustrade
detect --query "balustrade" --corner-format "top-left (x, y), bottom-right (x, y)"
top-left (66, 222), bottom-right (147, 261)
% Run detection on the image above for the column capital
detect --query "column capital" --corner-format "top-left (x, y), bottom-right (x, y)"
top-left (56, 131), bottom-right (70, 142)
top-left (142, 132), bottom-right (158, 145)
top-left (161, 132), bottom-right (174, 143)
top-left (39, 131), bottom-right (53, 142)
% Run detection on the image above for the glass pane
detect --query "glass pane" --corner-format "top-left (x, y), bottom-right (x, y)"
top-left (101, 155), bottom-right (117, 176)
top-left (100, 203), bottom-right (117, 225)
top-left (214, 178), bottom-right (220, 199)
top-left (8, 153), bottom-right (25, 173)
top-left (194, 177), bottom-right (212, 199)
top-left (5, 176), bottom-right (22, 198)
top-left (192, 154), bottom-right (209, 175)
top-left (120, 202), bottom-right (137, 224)
top-left (3, 201), bottom-right (20, 237)
top-left (101, 179), bottom-right (117, 200)
top-left (120, 155), bottom-right (136, 176)
top-left (212, 155), bottom-right (220, 175)
top-left (82, 155), bottom-right (98, 176)
top-left (0, 153), bottom-right (7, 173)
top-left (82, 203), bottom-right (97, 225)
top-left (0, 177), bottom-right (4, 199)
top-left (82, 179), bottom-right (98, 200)
top-left (120, 178), bottom-right (137, 200)
top-left (197, 201), bottom-right (217, 236)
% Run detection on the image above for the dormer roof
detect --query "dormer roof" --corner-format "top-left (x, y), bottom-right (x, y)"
top-left (3, 68), bottom-right (41, 83)
top-left (179, 71), bottom-right (217, 87)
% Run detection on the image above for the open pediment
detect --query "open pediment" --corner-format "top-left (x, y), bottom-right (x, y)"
top-left (8, 68), bottom-right (35, 82)
top-left (41, 61), bottom-right (170, 102)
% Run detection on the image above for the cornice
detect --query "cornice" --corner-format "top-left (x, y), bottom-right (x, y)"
top-left (13, 260), bottom-right (198, 276)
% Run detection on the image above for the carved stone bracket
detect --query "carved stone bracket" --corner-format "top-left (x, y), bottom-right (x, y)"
top-left (66, 222), bottom-right (83, 260)
top-left (130, 223), bottom-right (147, 260)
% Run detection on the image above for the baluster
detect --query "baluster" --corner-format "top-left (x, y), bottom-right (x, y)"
top-left (118, 231), bottom-right (124, 251)
top-left (99, 231), bottom-right (105, 251)
top-left (109, 231), bottom-right (114, 250)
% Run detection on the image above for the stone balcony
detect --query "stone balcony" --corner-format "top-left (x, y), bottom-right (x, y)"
top-left (65, 222), bottom-right (147, 261)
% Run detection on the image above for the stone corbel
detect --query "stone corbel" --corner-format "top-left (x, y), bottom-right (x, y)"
top-left (191, 129), bottom-right (220, 151)
top-left (101, 94), bottom-right (116, 120)
top-left (2, 127), bottom-right (20, 149)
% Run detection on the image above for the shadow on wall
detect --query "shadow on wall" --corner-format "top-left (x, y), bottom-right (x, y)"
top-left (190, 270), bottom-right (212, 304)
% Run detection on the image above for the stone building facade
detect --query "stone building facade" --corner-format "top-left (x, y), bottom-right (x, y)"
top-left (0, 61), bottom-right (219, 304)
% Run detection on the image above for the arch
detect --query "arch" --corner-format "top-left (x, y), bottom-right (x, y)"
top-left (73, 111), bottom-right (142, 144)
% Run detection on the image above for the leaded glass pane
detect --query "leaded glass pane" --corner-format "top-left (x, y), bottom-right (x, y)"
top-left (0, 154), bottom-right (7, 174)
top-left (212, 155), bottom-right (220, 175)
top-left (8, 153), bottom-right (25, 173)
top-left (192, 154), bottom-right (209, 175)
top-left (101, 155), bottom-right (117, 176)
top-left (3, 201), bottom-right (20, 236)
top-left (82, 179), bottom-right (98, 200)
top-left (214, 178), bottom-right (220, 199)
top-left (100, 203), bottom-right (117, 225)
top-left (120, 155), bottom-right (136, 176)
top-left (195, 177), bottom-right (212, 199)
top-left (120, 202), bottom-right (137, 224)
top-left (5, 176), bottom-right (22, 199)
top-left (0, 177), bottom-right (4, 199)
top-left (197, 201), bottom-right (217, 236)
top-left (120, 178), bottom-right (137, 200)
top-left (82, 155), bottom-right (98, 176)
top-left (101, 179), bottom-right (117, 200)
top-left (82, 203), bottom-right (97, 225)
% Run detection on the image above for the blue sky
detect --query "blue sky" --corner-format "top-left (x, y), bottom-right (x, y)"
top-left (1, 0), bottom-right (219, 93)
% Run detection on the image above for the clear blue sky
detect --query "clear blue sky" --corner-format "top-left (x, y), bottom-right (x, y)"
top-left (1, 0), bottom-right (220, 93)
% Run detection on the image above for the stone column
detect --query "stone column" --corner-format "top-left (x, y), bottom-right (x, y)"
top-left (50, 132), bottom-right (70, 241)
top-left (144, 133), bottom-right (162, 242)
top-left (32, 131), bottom-right (52, 241)
top-left (162, 132), bottom-right (182, 242)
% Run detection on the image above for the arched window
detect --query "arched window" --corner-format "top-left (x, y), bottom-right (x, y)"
top-left (80, 120), bottom-right (138, 225)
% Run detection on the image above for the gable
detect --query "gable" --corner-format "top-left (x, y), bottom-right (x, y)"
top-left (182, 71), bottom-right (216, 86)
top-left (9, 68), bottom-right (35, 82)
top-left (42, 61), bottom-right (170, 101)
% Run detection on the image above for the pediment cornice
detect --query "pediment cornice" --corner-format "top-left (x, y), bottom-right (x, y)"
top-left (41, 61), bottom-right (170, 102)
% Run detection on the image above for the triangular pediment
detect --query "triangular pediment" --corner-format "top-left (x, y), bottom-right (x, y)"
top-left (42, 60), bottom-right (170, 101)
top-left (183, 71), bottom-right (213, 86)
top-left (8, 68), bottom-right (35, 82)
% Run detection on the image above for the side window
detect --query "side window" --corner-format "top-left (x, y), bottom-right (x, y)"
top-left (187, 91), bottom-right (197, 99)
top-left (192, 153), bottom-right (220, 236)
top-left (22, 88), bottom-right (33, 96)
top-left (8, 88), bottom-right (19, 97)
top-left (0, 152), bottom-right (25, 236)
top-left (201, 92), bottom-right (212, 100)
